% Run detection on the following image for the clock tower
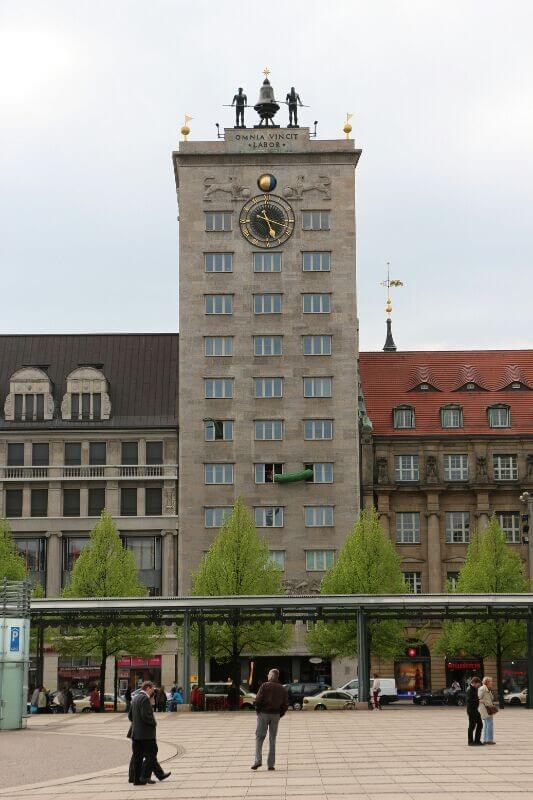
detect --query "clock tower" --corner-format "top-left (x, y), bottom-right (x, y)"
top-left (173, 87), bottom-right (361, 677)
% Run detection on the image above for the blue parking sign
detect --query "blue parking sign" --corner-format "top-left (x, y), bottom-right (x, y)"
top-left (10, 627), bottom-right (20, 652)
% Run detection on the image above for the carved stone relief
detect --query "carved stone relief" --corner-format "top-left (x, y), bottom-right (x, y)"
top-left (527, 454), bottom-right (533, 480)
top-left (203, 177), bottom-right (250, 202)
top-left (376, 457), bottom-right (389, 485)
top-left (164, 487), bottom-right (176, 515)
top-left (476, 456), bottom-right (488, 482)
top-left (425, 455), bottom-right (439, 483)
top-left (283, 175), bottom-right (331, 200)
top-left (283, 577), bottom-right (321, 595)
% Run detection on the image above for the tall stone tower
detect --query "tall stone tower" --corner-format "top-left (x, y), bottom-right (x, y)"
top-left (173, 81), bottom-right (361, 598)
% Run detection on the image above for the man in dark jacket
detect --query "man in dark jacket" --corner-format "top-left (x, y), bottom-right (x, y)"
top-left (128, 681), bottom-right (171, 784)
top-left (251, 668), bottom-right (289, 771)
top-left (466, 676), bottom-right (483, 746)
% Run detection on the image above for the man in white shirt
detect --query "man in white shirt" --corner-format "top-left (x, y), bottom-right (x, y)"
top-left (372, 674), bottom-right (382, 710)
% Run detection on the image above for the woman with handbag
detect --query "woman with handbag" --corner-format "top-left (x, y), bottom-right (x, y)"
top-left (478, 676), bottom-right (497, 744)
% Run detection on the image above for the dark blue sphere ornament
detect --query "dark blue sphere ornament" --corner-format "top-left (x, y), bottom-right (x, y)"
top-left (257, 173), bottom-right (277, 192)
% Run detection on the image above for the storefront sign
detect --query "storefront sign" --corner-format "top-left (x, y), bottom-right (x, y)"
top-left (446, 661), bottom-right (481, 671)
top-left (117, 655), bottom-right (162, 668)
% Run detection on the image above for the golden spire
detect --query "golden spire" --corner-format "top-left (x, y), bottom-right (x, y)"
top-left (343, 112), bottom-right (353, 139)
top-left (181, 114), bottom-right (193, 141)
top-left (380, 261), bottom-right (404, 317)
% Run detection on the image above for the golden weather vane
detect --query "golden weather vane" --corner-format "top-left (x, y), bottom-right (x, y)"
top-left (343, 113), bottom-right (353, 139)
top-left (181, 114), bottom-right (193, 141)
top-left (262, 67), bottom-right (271, 78)
top-left (380, 262), bottom-right (404, 317)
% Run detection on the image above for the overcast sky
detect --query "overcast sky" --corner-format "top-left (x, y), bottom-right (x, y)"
top-left (1, 1), bottom-right (532, 351)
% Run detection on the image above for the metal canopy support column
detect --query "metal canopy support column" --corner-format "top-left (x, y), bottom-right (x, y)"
top-left (182, 612), bottom-right (190, 704)
top-left (357, 608), bottom-right (369, 705)
top-left (198, 621), bottom-right (206, 692)
top-left (527, 615), bottom-right (533, 709)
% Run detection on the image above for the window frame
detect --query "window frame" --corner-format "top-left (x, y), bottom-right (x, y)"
top-left (204, 211), bottom-right (232, 232)
top-left (254, 506), bottom-right (284, 528)
top-left (253, 335), bottom-right (283, 357)
top-left (204, 463), bottom-right (234, 485)
top-left (394, 454), bottom-right (420, 482)
top-left (493, 453), bottom-right (518, 481)
top-left (204, 507), bottom-right (233, 528)
top-left (303, 377), bottom-right (332, 398)
top-left (204, 294), bottom-right (233, 315)
top-left (204, 419), bottom-right (234, 441)
top-left (205, 336), bottom-right (233, 357)
top-left (302, 293), bottom-right (331, 314)
top-left (443, 453), bottom-right (469, 482)
top-left (497, 512), bottom-right (521, 544)
top-left (487, 404), bottom-right (511, 428)
top-left (253, 252), bottom-right (282, 273)
top-left (254, 463), bottom-right (283, 484)
top-left (440, 405), bottom-right (463, 429)
top-left (305, 549), bottom-right (335, 571)
top-left (204, 378), bottom-right (234, 399)
top-left (302, 251), bottom-right (331, 272)
top-left (304, 505), bottom-right (334, 527)
top-left (302, 210), bottom-right (331, 231)
top-left (393, 405), bottom-right (415, 430)
top-left (254, 420), bottom-right (283, 440)
top-left (303, 419), bottom-right (333, 440)
top-left (302, 335), bottom-right (332, 356)
top-left (403, 571), bottom-right (422, 594)
top-left (204, 252), bottom-right (233, 272)
top-left (268, 550), bottom-right (285, 570)
top-left (253, 293), bottom-right (282, 314)
top-left (120, 487), bottom-right (138, 516)
top-left (396, 512), bottom-right (421, 544)
top-left (254, 377), bottom-right (283, 399)
top-left (445, 511), bottom-right (470, 544)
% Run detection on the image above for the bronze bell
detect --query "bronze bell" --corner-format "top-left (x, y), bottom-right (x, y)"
top-left (254, 78), bottom-right (280, 127)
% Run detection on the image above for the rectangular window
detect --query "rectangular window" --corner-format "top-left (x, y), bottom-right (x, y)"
top-left (145, 487), bottom-right (162, 516)
top-left (6, 489), bottom-right (23, 518)
top-left (63, 537), bottom-right (89, 573)
top-left (204, 463), bottom-right (234, 484)
top-left (88, 487), bottom-right (106, 517)
top-left (253, 252), bottom-right (282, 272)
top-left (393, 407), bottom-right (415, 429)
top-left (204, 378), bottom-right (234, 399)
top-left (81, 393), bottom-right (90, 420)
top-left (394, 455), bottom-right (420, 482)
top-left (71, 393), bottom-right (80, 420)
top-left (497, 512), bottom-right (521, 544)
top-left (305, 506), bottom-right (334, 526)
top-left (447, 572), bottom-right (460, 591)
top-left (205, 507), bottom-right (232, 528)
top-left (303, 377), bottom-right (332, 398)
top-left (205, 336), bottom-right (233, 356)
top-left (302, 293), bottom-right (331, 313)
top-left (121, 441), bottom-right (138, 465)
top-left (253, 293), bottom-right (282, 314)
top-left (31, 488), bottom-right (48, 517)
top-left (8, 443), bottom-right (24, 466)
top-left (304, 419), bottom-right (333, 440)
top-left (396, 512), bottom-right (421, 544)
top-left (122, 537), bottom-right (161, 596)
top-left (254, 336), bottom-right (282, 356)
top-left (205, 252), bottom-right (233, 272)
top-left (254, 463), bottom-right (283, 484)
top-left (64, 442), bottom-right (82, 466)
top-left (35, 394), bottom-right (44, 421)
top-left (255, 420), bottom-right (283, 440)
top-left (403, 571), bottom-right (422, 594)
top-left (205, 212), bottom-right (232, 232)
top-left (307, 463), bottom-right (333, 483)
top-left (254, 378), bottom-right (283, 398)
top-left (89, 442), bottom-right (106, 466)
top-left (302, 251), bottom-right (330, 272)
top-left (120, 487), bottom-right (137, 516)
top-left (302, 335), bottom-right (332, 356)
top-left (204, 294), bottom-right (233, 314)
top-left (146, 441), bottom-right (163, 465)
top-left (493, 454), bottom-right (518, 480)
top-left (92, 393), bottom-right (101, 420)
top-left (306, 550), bottom-right (334, 571)
top-left (445, 511), bottom-right (470, 544)
top-left (14, 394), bottom-right (23, 421)
top-left (255, 507), bottom-right (283, 527)
top-left (488, 406), bottom-right (510, 428)
top-left (443, 454), bottom-right (468, 481)
top-left (15, 537), bottom-right (46, 574)
top-left (441, 407), bottom-right (463, 428)
top-left (25, 395), bottom-right (34, 420)
top-left (204, 419), bottom-right (233, 441)
top-left (269, 550), bottom-right (285, 570)
top-left (63, 488), bottom-right (81, 517)
top-left (302, 211), bottom-right (330, 231)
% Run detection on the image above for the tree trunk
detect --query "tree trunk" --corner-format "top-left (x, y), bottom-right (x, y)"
top-left (99, 642), bottom-right (107, 713)
top-left (496, 642), bottom-right (504, 709)
top-left (229, 626), bottom-right (240, 710)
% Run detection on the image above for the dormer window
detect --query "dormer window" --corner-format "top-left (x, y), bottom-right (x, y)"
top-left (511, 382), bottom-right (521, 390)
top-left (61, 366), bottom-right (111, 421)
top-left (440, 405), bottom-right (463, 429)
top-left (393, 405), bottom-right (415, 429)
top-left (466, 383), bottom-right (475, 390)
top-left (4, 367), bottom-right (54, 422)
top-left (487, 404), bottom-right (510, 428)
top-left (419, 383), bottom-right (429, 391)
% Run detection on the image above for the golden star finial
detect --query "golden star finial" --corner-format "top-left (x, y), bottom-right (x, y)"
top-left (262, 67), bottom-right (270, 78)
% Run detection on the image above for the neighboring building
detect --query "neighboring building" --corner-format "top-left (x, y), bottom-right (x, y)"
top-left (0, 334), bottom-right (179, 689)
top-left (173, 95), bottom-right (361, 685)
top-left (359, 348), bottom-right (533, 691)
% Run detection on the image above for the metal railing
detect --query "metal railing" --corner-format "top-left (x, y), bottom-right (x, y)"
top-left (0, 464), bottom-right (178, 481)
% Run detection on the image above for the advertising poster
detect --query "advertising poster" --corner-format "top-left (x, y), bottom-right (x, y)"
top-left (395, 661), bottom-right (426, 694)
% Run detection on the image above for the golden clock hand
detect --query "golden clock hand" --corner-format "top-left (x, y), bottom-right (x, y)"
top-left (257, 211), bottom-right (276, 238)
top-left (268, 218), bottom-right (287, 228)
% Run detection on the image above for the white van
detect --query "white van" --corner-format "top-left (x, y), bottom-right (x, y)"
top-left (340, 678), bottom-right (398, 704)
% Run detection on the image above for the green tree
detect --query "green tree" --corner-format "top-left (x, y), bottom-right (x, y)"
top-left (435, 515), bottom-right (528, 706)
top-left (58, 511), bottom-right (162, 711)
top-left (307, 508), bottom-right (406, 661)
top-left (0, 518), bottom-right (26, 581)
top-left (191, 497), bottom-right (291, 685)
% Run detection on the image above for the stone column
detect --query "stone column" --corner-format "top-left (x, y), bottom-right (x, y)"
top-left (46, 532), bottom-right (63, 596)
top-left (106, 481), bottom-right (120, 515)
top-left (22, 485), bottom-right (31, 517)
top-left (426, 492), bottom-right (442, 594)
top-left (48, 482), bottom-right (62, 517)
top-left (476, 491), bottom-right (490, 531)
top-left (162, 531), bottom-right (177, 595)
top-left (80, 486), bottom-right (89, 517)
top-left (137, 486), bottom-right (145, 516)
top-left (0, 482), bottom-right (4, 517)
top-left (376, 493), bottom-right (391, 539)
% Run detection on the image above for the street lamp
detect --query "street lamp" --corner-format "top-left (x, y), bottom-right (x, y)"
top-left (519, 492), bottom-right (533, 709)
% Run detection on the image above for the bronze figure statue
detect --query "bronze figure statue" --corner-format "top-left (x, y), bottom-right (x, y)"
top-left (231, 88), bottom-right (247, 128)
top-left (286, 87), bottom-right (303, 127)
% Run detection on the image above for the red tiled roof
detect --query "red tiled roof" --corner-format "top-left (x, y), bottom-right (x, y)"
top-left (359, 350), bottom-right (533, 437)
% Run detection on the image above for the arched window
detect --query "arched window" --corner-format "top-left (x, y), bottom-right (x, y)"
top-left (61, 366), bottom-right (111, 421)
top-left (4, 367), bottom-right (54, 421)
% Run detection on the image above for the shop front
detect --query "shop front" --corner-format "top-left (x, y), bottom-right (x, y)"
top-left (503, 659), bottom-right (527, 692)
top-left (57, 657), bottom-right (101, 692)
top-left (445, 655), bottom-right (483, 690)
top-left (209, 655), bottom-right (332, 692)
top-left (394, 643), bottom-right (431, 696)
top-left (117, 655), bottom-right (162, 693)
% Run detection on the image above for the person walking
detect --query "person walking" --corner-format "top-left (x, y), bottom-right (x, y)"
top-left (127, 680), bottom-right (171, 785)
top-left (227, 680), bottom-right (240, 711)
top-left (64, 687), bottom-right (75, 714)
top-left (37, 686), bottom-right (48, 714)
top-left (251, 668), bottom-right (289, 771)
top-left (478, 676), bottom-right (497, 745)
top-left (466, 676), bottom-right (483, 746)
top-left (125, 686), bottom-right (132, 713)
top-left (155, 686), bottom-right (167, 713)
top-left (171, 686), bottom-right (183, 711)
top-left (89, 686), bottom-right (100, 712)
top-left (372, 674), bottom-right (382, 710)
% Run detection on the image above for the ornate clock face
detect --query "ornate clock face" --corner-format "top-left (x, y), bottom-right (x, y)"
top-left (239, 194), bottom-right (295, 248)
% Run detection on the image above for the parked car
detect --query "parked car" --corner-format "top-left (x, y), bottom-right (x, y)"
top-left (284, 682), bottom-right (329, 710)
top-left (75, 693), bottom-right (127, 712)
top-left (340, 678), bottom-right (398, 704)
top-left (302, 689), bottom-right (355, 711)
top-left (202, 682), bottom-right (256, 710)
top-left (413, 688), bottom-right (466, 706)
top-left (504, 688), bottom-right (527, 706)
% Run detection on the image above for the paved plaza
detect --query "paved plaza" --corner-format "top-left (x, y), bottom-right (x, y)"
top-left (1, 707), bottom-right (533, 800)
